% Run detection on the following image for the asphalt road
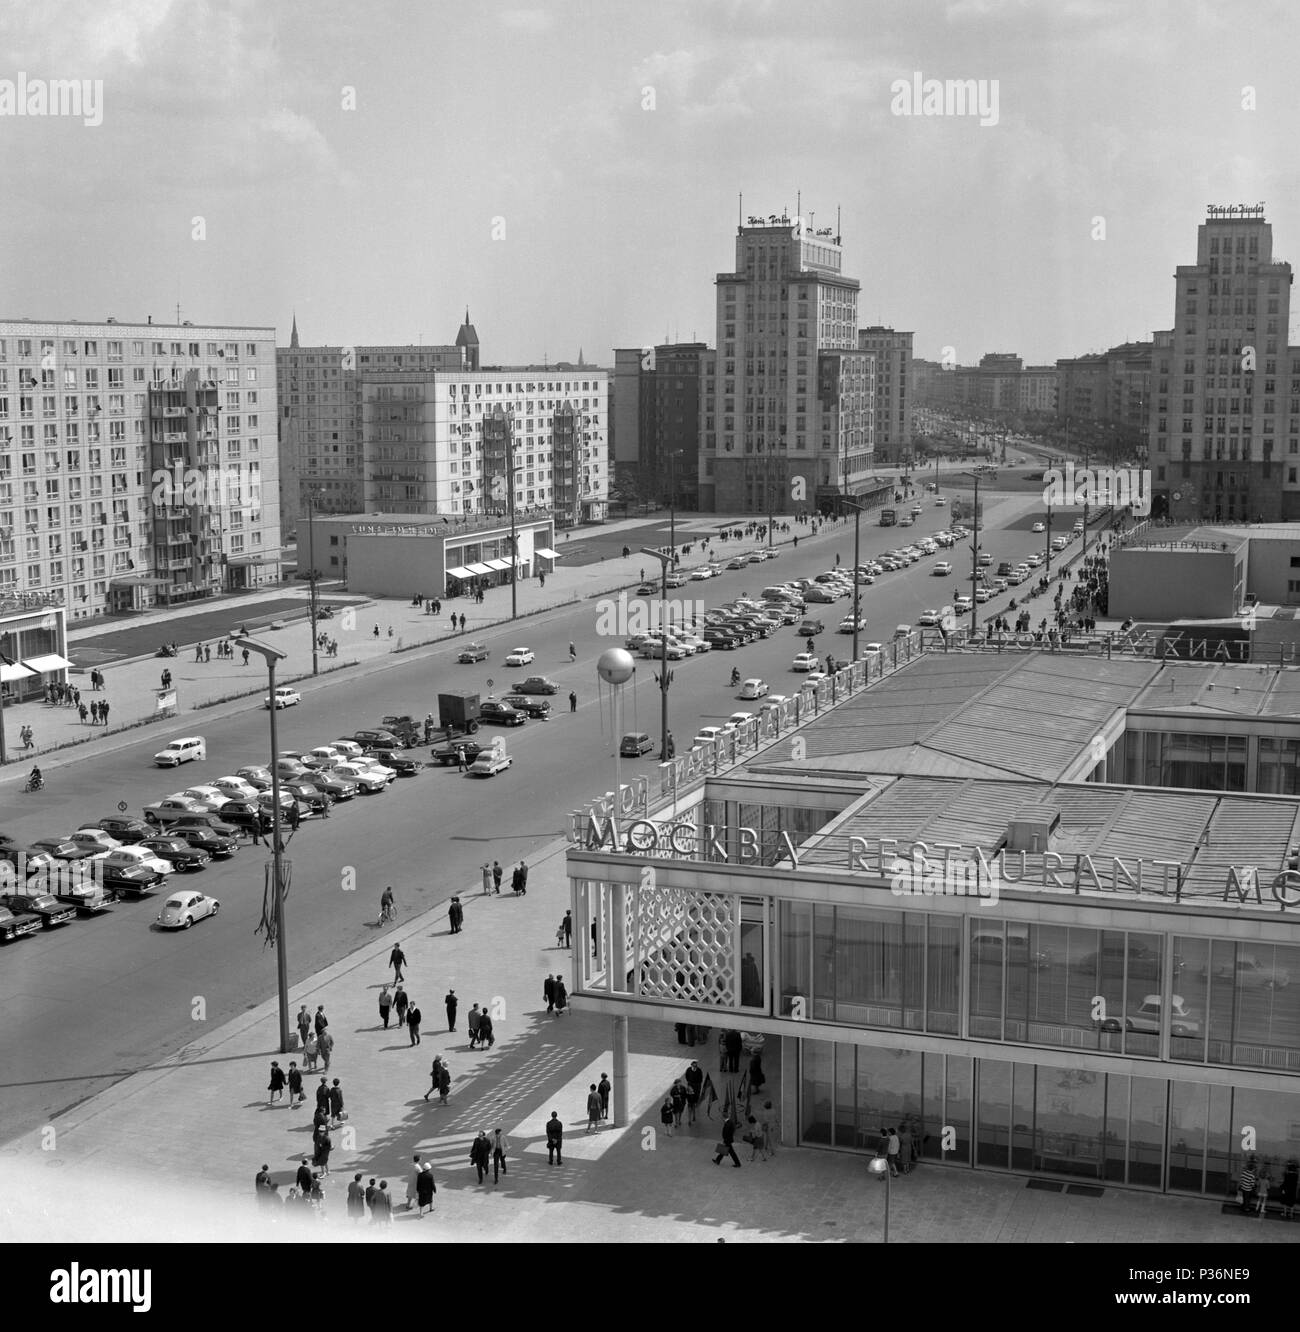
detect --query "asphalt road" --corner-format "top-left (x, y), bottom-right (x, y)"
top-left (0, 493), bottom-right (1088, 1140)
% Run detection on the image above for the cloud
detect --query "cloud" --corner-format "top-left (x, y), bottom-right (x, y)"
top-left (0, 0), bottom-right (175, 69)
top-left (499, 8), bottom-right (555, 33)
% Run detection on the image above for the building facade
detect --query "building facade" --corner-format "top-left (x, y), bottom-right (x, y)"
top-left (610, 344), bottom-right (708, 508)
top-left (857, 326), bottom-right (913, 466)
top-left (701, 213), bottom-right (872, 514)
top-left (1149, 205), bottom-right (1300, 524)
top-left (1057, 342), bottom-right (1152, 427)
top-left (0, 319), bottom-right (280, 618)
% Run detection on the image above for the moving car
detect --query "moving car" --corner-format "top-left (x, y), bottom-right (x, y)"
top-left (432, 739), bottom-right (484, 767)
top-left (154, 736), bottom-right (206, 767)
top-left (665, 571), bottom-right (687, 588)
top-left (1052, 536), bottom-right (1069, 551)
top-left (688, 568), bottom-right (713, 581)
top-left (802, 586), bottom-right (838, 603)
top-left (1208, 955), bottom-right (1291, 990)
top-left (977, 552), bottom-right (993, 566)
top-left (516, 675), bottom-right (560, 694)
top-left (140, 836), bottom-right (212, 872)
top-left (619, 732), bottom-right (654, 757)
top-left (503, 647), bottom-right (535, 666)
top-left (975, 587), bottom-right (992, 602)
top-left (738, 678), bottom-right (769, 699)
top-left (373, 750), bottom-right (424, 776)
top-left (1032, 521), bottom-right (1045, 533)
top-left (156, 890), bottom-right (220, 930)
top-left (0, 889), bottom-right (77, 929)
top-left (636, 583), bottom-right (658, 596)
top-left (791, 652), bottom-right (819, 672)
top-left (917, 609), bottom-right (942, 626)
top-left (467, 749), bottom-right (513, 777)
top-left (265, 687), bottom-right (302, 709)
top-left (480, 699), bottom-right (526, 727)
top-left (725, 557), bottom-right (748, 570)
top-left (502, 694), bottom-right (550, 720)
top-left (797, 618), bottom-right (824, 636)
top-left (458, 642), bottom-right (490, 663)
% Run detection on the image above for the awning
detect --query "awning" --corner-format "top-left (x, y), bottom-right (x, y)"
top-left (465, 562), bottom-right (492, 576)
top-left (227, 553), bottom-right (282, 566)
top-left (110, 574), bottom-right (169, 587)
top-left (0, 661), bottom-right (34, 683)
top-left (446, 566), bottom-right (473, 579)
top-left (484, 558), bottom-right (511, 571)
top-left (23, 653), bottom-right (73, 672)
top-left (535, 547), bottom-right (560, 559)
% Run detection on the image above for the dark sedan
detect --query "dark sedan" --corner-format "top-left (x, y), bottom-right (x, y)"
top-left (431, 740), bottom-right (483, 767)
top-left (29, 836), bottom-right (97, 862)
top-left (99, 862), bottom-right (166, 899)
top-left (172, 826), bottom-right (239, 859)
top-left (0, 890), bottom-right (77, 928)
top-left (479, 700), bottom-right (526, 727)
top-left (140, 837), bottom-right (212, 872)
top-left (0, 904), bottom-right (41, 940)
top-left (702, 628), bottom-right (739, 649)
top-left (169, 812), bottom-right (243, 839)
top-left (374, 750), bottom-right (423, 776)
top-left (217, 800), bottom-right (274, 834)
top-left (514, 676), bottom-right (559, 695)
top-left (95, 815), bottom-right (153, 844)
top-left (300, 771), bottom-right (358, 801)
top-left (282, 780), bottom-right (334, 811)
top-left (502, 695), bottom-right (551, 720)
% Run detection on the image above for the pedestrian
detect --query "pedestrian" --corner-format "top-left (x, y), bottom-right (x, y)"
top-left (374, 1181), bottom-right (393, 1225)
top-left (546, 1111), bottom-right (564, 1165)
top-left (405, 1155), bottom-right (423, 1211)
top-left (407, 1000), bottom-right (422, 1045)
top-left (437, 1059), bottom-right (451, 1104)
top-left (562, 908), bottom-right (572, 946)
top-left (478, 1007), bottom-right (494, 1049)
top-left (314, 1126), bottom-right (332, 1175)
top-left (585, 1083), bottom-right (602, 1133)
top-left (378, 983), bottom-right (392, 1028)
top-left (722, 1029), bottom-right (742, 1073)
top-left (467, 1003), bottom-right (482, 1048)
top-left (569, 690), bottom-right (577, 713)
top-left (296, 1158), bottom-right (314, 1196)
top-left (886, 1126), bottom-right (901, 1177)
top-left (1280, 1159), bottom-right (1299, 1219)
top-left (364, 1178), bottom-right (378, 1218)
top-left (416, 1162), bottom-right (436, 1215)
top-left (513, 864), bottom-right (524, 895)
top-left (78, 702), bottom-right (87, 724)
top-left (424, 1059), bottom-right (442, 1102)
top-left (456, 746), bottom-right (468, 773)
top-left (470, 1130), bottom-right (491, 1184)
top-left (204, 643), bottom-right (211, 663)
top-left (743, 1115), bottom-right (768, 1161)
top-left (448, 897), bottom-right (463, 933)
top-left (598, 1072), bottom-right (611, 1120)
top-left (303, 1029), bottom-right (319, 1071)
top-left (459, 613), bottom-right (466, 632)
top-left (492, 860), bottom-right (503, 893)
top-left (761, 1100), bottom-right (779, 1154)
top-left (394, 983), bottom-right (409, 1026)
top-left (101, 701), bottom-right (109, 725)
top-left (569, 640), bottom-right (576, 662)
top-left (670, 1079), bottom-right (686, 1127)
top-left (318, 1028), bottom-right (334, 1070)
top-left (748, 1047), bottom-right (765, 1094)
top-left (445, 988), bottom-right (458, 1032)
top-left (242, 648), bottom-right (250, 666)
top-left (347, 1173), bottom-right (366, 1222)
top-left (267, 1060), bottom-right (286, 1104)
top-left (287, 1060), bottom-right (304, 1108)
top-left (543, 973), bottom-right (556, 1014)
top-left (314, 1005), bottom-right (328, 1036)
top-left (660, 1096), bottom-right (676, 1137)
top-left (450, 614), bottom-right (457, 632)
top-left (684, 1061), bottom-right (703, 1124)
top-left (315, 1076), bottom-right (331, 1114)
top-left (389, 941), bottom-right (408, 982)
top-left (328, 1078), bottom-right (344, 1124)
top-left (492, 1128), bottom-right (510, 1183)
top-left (712, 1115), bottom-right (742, 1168)
top-left (554, 976), bottom-right (568, 1015)
top-left (518, 861), bottom-right (528, 894)
top-left (897, 1123), bottom-right (914, 1174)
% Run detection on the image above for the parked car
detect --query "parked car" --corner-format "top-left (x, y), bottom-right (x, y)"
top-left (143, 795), bottom-right (208, 827)
top-left (738, 678), bottom-right (769, 699)
top-left (328, 763), bottom-right (389, 794)
top-left (103, 845), bottom-right (174, 877)
top-left (168, 812), bottom-right (243, 838)
top-left (458, 642), bottom-right (490, 663)
top-left (281, 780), bottom-right (335, 811)
top-left (154, 736), bottom-right (206, 767)
top-left (178, 786), bottom-right (230, 812)
top-left (156, 889), bottom-right (220, 930)
top-left (216, 799), bottom-right (275, 833)
top-left (502, 695), bottom-right (551, 720)
top-left (688, 568), bottom-right (713, 581)
top-left (265, 687), bottom-right (302, 709)
top-left (665, 571), bottom-right (687, 588)
top-left (172, 826), bottom-right (239, 859)
top-left (351, 729), bottom-right (401, 749)
top-left (503, 647), bottom-right (535, 666)
top-left (467, 749), bottom-right (513, 777)
top-left (378, 716), bottom-right (422, 744)
top-left (30, 836), bottom-right (97, 862)
top-left (432, 739), bottom-right (484, 767)
top-left (236, 766), bottom-right (275, 791)
top-left (212, 775), bottom-right (260, 802)
top-left (140, 836), bottom-right (212, 872)
top-left (1119, 994), bottom-right (1200, 1037)
top-left (95, 815), bottom-right (153, 844)
top-left (67, 829), bottom-right (123, 855)
top-left (917, 609), bottom-right (943, 626)
top-left (0, 889), bottom-right (77, 929)
top-left (99, 862), bottom-right (166, 900)
top-left (373, 750), bottom-right (424, 776)
top-left (480, 699), bottom-right (526, 727)
top-left (0, 903), bottom-right (42, 940)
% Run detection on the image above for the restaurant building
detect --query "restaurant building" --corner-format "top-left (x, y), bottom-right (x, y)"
top-left (566, 647), bottom-right (1300, 1197)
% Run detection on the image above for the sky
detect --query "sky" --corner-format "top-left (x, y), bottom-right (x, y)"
top-left (2, 0), bottom-right (1299, 368)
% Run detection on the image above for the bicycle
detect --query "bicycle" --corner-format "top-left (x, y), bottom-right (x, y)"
top-left (379, 901), bottom-right (397, 926)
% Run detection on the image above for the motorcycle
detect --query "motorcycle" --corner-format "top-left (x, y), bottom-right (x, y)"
top-left (730, 669), bottom-right (741, 688)
top-left (23, 773), bottom-right (43, 792)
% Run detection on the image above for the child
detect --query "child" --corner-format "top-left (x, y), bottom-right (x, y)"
top-left (659, 1096), bottom-right (675, 1138)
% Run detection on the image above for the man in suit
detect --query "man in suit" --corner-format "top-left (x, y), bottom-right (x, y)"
top-left (492, 1128), bottom-right (510, 1183)
top-left (545, 1111), bottom-right (564, 1165)
top-left (478, 1006), bottom-right (494, 1048)
top-left (713, 1115), bottom-right (742, 1168)
top-left (407, 1000), bottom-right (423, 1045)
top-left (445, 989), bottom-right (458, 1032)
top-left (296, 1157), bottom-right (314, 1194)
top-left (518, 861), bottom-right (529, 894)
top-left (543, 974), bottom-right (556, 1014)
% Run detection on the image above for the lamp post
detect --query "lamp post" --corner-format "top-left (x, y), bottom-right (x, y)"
top-left (867, 1153), bottom-right (892, 1242)
top-left (306, 488), bottom-right (321, 677)
top-left (666, 449), bottom-right (682, 569)
top-left (0, 639), bottom-right (13, 765)
top-left (640, 544), bottom-right (673, 759)
top-left (840, 498), bottom-right (865, 664)
top-left (235, 635), bottom-right (291, 1055)
top-left (959, 471), bottom-right (982, 639)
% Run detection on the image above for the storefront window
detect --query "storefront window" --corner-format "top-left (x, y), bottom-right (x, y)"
top-left (1128, 1076), bottom-right (1166, 1188)
top-left (976, 1060), bottom-right (1012, 1167)
top-left (801, 1038), bottom-right (834, 1145)
top-left (1168, 1081), bottom-right (1210, 1192)
top-left (779, 901), bottom-right (812, 1017)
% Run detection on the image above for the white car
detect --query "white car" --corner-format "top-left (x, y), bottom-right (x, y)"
top-left (759, 693), bottom-right (789, 713)
top-left (1074, 520), bottom-right (1085, 533)
top-left (154, 736), bottom-right (206, 767)
top-left (932, 561), bottom-right (953, 576)
top-left (1026, 552), bottom-right (1044, 567)
top-left (975, 587), bottom-right (992, 602)
top-left (678, 632), bottom-right (710, 653)
top-left (329, 740), bottom-right (366, 759)
top-left (693, 725), bottom-right (730, 749)
top-left (689, 567), bottom-right (713, 580)
top-left (504, 647), bottom-right (535, 666)
top-left (178, 786), bottom-right (230, 811)
top-left (838, 615), bottom-right (866, 634)
top-left (330, 762), bottom-right (389, 794)
top-left (935, 496), bottom-right (946, 506)
top-left (156, 889), bottom-right (219, 930)
top-left (212, 775), bottom-right (260, 802)
top-left (791, 652), bottom-right (819, 672)
top-left (1032, 521), bottom-right (1045, 533)
top-left (917, 609), bottom-right (942, 626)
top-left (642, 640), bottom-right (686, 660)
top-left (105, 846), bottom-right (174, 876)
top-left (1052, 536), bottom-right (1069, 551)
top-left (346, 757), bottom-right (397, 785)
top-left (69, 828), bottom-right (122, 854)
top-left (467, 749), bottom-right (513, 777)
top-left (265, 687), bottom-right (302, 709)
top-left (727, 711), bottom-right (756, 731)
top-left (954, 595), bottom-right (973, 611)
top-left (860, 641), bottom-right (884, 658)
top-left (803, 669), bottom-right (827, 686)
top-left (738, 678), bottom-right (769, 699)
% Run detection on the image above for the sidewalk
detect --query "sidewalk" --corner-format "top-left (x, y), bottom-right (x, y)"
top-left (0, 823), bottom-right (1286, 1245)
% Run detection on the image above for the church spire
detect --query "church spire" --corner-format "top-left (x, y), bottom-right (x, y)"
top-left (290, 312), bottom-right (299, 349)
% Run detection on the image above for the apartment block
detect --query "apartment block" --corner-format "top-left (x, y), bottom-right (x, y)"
top-left (0, 318), bottom-right (280, 618)
top-left (857, 326), bottom-right (913, 466)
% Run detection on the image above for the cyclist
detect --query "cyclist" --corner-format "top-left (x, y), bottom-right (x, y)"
top-left (27, 765), bottom-right (42, 791)
top-left (730, 667), bottom-right (741, 688)
top-left (379, 886), bottom-right (396, 924)
top-left (569, 640), bottom-right (576, 662)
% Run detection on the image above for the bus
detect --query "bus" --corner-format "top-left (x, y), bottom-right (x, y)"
top-left (879, 508), bottom-right (898, 527)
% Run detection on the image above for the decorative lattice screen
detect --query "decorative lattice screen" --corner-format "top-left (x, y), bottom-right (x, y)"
top-left (635, 883), bottom-right (736, 1005)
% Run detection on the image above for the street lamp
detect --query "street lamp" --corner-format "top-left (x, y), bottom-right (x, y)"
top-left (867, 1153), bottom-right (892, 1242)
top-left (305, 487), bottom-right (322, 676)
top-left (840, 498), bottom-right (866, 664)
top-left (234, 634), bottom-right (291, 1055)
top-left (959, 471), bottom-right (983, 639)
top-left (665, 449), bottom-right (683, 569)
top-left (640, 544), bottom-right (673, 759)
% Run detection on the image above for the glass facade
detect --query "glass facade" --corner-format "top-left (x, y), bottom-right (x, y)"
top-left (799, 1039), bottom-right (1300, 1195)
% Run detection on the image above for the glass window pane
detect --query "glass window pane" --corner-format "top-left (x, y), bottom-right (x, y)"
top-left (969, 919), bottom-right (1005, 1039)
top-left (1128, 1076), bottom-right (1167, 1188)
top-left (1169, 1080), bottom-right (1209, 1192)
top-left (801, 1038), bottom-right (833, 1145)
top-left (1102, 1073), bottom-right (1130, 1184)
top-left (779, 901), bottom-right (812, 1018)
top-left (1011, 1062), bottom-right (1036, 1171)
top-left (976, 1059), bottom-right (1012, 1167)
top-left (834, 1042), bottom-right (856, 1148)
top-left (926, 916), bottom-right (960, 1034)
top-left (943, 1055), bottom-right (973, 1165)
top-left (1035, 1064), bottom-right (1107, 1180)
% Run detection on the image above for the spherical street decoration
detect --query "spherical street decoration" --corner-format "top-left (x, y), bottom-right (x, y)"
top-left (597, 648), bottom-right (635, 685)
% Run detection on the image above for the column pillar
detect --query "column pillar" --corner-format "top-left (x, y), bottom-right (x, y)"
top-left (612, 1015), bottom-right (630, 1127)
